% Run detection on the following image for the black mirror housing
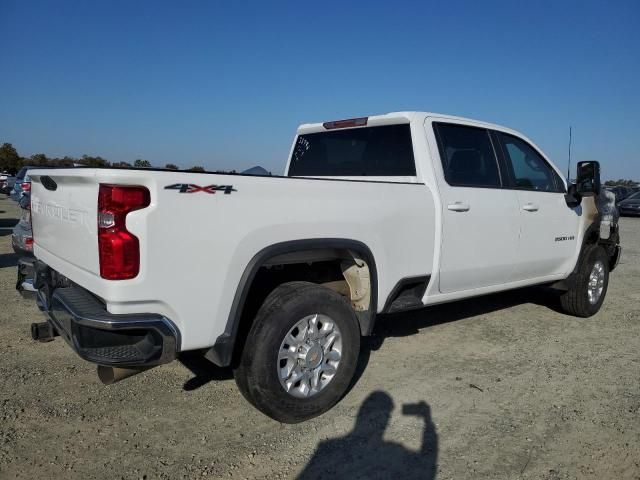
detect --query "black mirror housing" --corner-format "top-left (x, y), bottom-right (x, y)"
top-left (564, 183), bottom-right (582, 208)
top-left (576, 161), bottom-right (601, 195)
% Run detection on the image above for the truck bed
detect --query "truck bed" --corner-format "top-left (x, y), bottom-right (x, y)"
top-left (29, 168), bottom-right (436, 351)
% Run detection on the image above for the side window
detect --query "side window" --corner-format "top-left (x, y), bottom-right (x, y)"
top-left (434, 123), bottom-right (501, 188)
top-left (498, 133), bottom-right (562, 192)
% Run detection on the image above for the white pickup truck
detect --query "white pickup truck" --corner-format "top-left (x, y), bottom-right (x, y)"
top-left (20, 112), bottom-right (621, 423)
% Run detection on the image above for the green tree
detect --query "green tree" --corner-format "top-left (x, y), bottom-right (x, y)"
top-left (30, 153), bottom-right (49, 166)
top-left (604, 178), bottom-right (638, 187)
top-left (188, 166), bottom-right (205, 172)
top-left (165, 163), bottom-right (179, 170)
top-left (112, 161), bottom-right (132, 168)
top-left (48, 156), bottom-right (77, 167)
top-left (78, 155), bottom-right (109, 167)
top-left (134, 159), bottom-right (151, 168)
top-left (0, 142), bottom-right (21, 171)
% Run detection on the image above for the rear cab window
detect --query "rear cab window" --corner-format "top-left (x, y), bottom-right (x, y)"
top-left (288, 124), bottom-right (416, 177)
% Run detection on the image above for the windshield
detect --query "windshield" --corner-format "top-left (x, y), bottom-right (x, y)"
top-left (627, 191), bottom-right (640, 200)
top-left (16, 167), bottom-right (30, 180)
top-left (288, 124), bottom-right (416, 177)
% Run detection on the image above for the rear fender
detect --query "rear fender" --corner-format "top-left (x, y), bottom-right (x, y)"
top-left (205, 238), bottom-right (378, 367)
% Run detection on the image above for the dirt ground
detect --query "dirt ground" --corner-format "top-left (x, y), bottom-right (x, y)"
top-left (0, 194), bottom-right (639, 480)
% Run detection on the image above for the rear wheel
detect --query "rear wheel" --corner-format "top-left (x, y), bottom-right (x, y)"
top-left (234, 281), bottom-right (360, 423)
top-left (559, 245), bottom-right (609, 317)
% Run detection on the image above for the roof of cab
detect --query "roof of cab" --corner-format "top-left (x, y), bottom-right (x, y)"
top-left (296, 111), bottom-right (519, 137)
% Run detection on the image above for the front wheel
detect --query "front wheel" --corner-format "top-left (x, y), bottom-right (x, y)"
top-left (234, 281), bottom-right (361, 423)
top-left (559, 245), bottom-right (610, 317)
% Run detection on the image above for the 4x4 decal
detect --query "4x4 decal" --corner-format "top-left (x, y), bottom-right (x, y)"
top-left (164, 184), bottom-right (237, 194)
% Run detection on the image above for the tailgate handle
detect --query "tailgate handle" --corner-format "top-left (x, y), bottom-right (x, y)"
top-left (41, 176), bottom-right (58, 191)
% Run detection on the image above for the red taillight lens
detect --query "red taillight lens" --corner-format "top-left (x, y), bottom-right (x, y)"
top-left (28, 195), bottom-right (34, 245)
top-left (22, 182), bottom-right (31, 192)
top-left (98, 184), bottom-right (150, 280)
top-left (24, 236), bottom-right (33, 251)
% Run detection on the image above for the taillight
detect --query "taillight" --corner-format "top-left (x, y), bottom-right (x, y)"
top-left (97, 184), bottom-right (150, 280)
top-left (24, 236), bottom-right (33, 251)
top-left (28, 195), bottom-right (33, 244)
top-left (22, 182), bottom-right (31, 192)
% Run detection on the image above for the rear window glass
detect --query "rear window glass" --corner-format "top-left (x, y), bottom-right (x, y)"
top-left (16, 167), bottom-right (29, 179)
top-left (434, 123), bottom-right (501, 188)
top-left (288, 124), bottom-right (416, 177)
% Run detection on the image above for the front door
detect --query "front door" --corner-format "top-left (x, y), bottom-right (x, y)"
top-left (495, 132), bottom-right (579, 280)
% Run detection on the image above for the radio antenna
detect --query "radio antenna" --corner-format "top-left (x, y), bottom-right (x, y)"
top-left (567, 126), bottom-right (572, 181)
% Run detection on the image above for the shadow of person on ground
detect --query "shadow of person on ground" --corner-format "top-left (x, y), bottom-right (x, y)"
top-left (298, 391), bottom-right (437, 480)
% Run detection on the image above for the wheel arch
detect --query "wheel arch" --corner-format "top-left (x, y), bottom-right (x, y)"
top-left (205, 238), bottom-right (378, 367)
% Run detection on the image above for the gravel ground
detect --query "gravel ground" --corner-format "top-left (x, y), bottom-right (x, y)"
top-left (0, 194), bottom-right (639, 480)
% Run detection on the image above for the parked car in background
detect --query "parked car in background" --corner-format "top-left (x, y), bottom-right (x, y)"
top-left (605, 186), bottom-right (633, 205)
top-left (10, 166), bottom-right (36, 201)
top-left (1, 171), bottom-right (16, 194)
top-left (12, 193), bottom-right (34, 255)
top-left (1, 172), bottom-right (8, 194)
top-left (617, 191), bottom-right (640, 216)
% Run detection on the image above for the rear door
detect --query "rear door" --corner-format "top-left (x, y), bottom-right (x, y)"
top-left (431, 122), bottom-right (521, 293)
top-left (494, 131), bottom-right (579, 279)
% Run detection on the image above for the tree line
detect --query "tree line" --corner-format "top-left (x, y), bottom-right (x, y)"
top-left (0, 142), bottom-right (221, 174)
top-left (603, 179), bottom-right (638, 187)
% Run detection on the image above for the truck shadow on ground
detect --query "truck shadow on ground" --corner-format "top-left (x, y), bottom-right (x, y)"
top-left (352, 285), bottom-right (564, 390)
top-left (0, 252), bottom-right (20, 268)
top-left (298, 390), bottom-right (438, 480)
top-left (179, 351), bottom-right (234, 390)
top-left (179, 286), bottom-right (564, 391)
top-left (0, 218), bottom-right (19, 230)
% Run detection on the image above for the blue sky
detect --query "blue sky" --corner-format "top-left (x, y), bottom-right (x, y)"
top-left (1, 0), bottom-right (638, 179)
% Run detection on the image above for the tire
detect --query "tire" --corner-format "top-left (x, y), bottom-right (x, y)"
top-left (234, 281), bottom-right (361, 423)
top-left (559, 244), bottom-right (609, 317)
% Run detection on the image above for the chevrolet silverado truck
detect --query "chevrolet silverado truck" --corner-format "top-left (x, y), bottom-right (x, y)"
top-left (18, 112), bottom-right (621, 423)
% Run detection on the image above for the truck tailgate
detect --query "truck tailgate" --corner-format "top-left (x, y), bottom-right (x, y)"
top-left (30, 170), bottom-right (100, 274)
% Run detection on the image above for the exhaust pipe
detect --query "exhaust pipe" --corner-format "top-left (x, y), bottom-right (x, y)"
top-left (97, 365), bottom-right (152, 385)
top-left (31, 322), bottom-right (58, 342)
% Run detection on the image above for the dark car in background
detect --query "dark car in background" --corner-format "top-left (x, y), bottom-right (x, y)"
top-left (605, 186), bottom-right (633, 205)
top-left (9, 166), bottom-right (53, 201)
top-left (11, 193), bottom-right (34, 256)
top-left (618, 191), bottom-right (640, 216)
top-left (10, 166), bottom-right (36, 201)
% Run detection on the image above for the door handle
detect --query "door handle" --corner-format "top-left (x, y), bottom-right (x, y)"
top-left (447, 202), bottom-right (470, 212)
top-left (522, 203), bottom-right (539, 212)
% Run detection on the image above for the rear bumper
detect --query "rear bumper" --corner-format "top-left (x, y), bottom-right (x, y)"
top-left (23, 260), bottom-right (180, 367)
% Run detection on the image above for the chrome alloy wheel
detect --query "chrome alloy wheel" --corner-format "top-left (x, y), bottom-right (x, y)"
top-left (278, 314), bottom-right (342, 398)
top-left (587, 260), bottom-right (606, 305)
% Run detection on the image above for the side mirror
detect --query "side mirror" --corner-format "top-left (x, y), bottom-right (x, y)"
top-left (576, 160), bottom-right (601, 195)
top-left (564, 183), bottom-right (581, 208)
